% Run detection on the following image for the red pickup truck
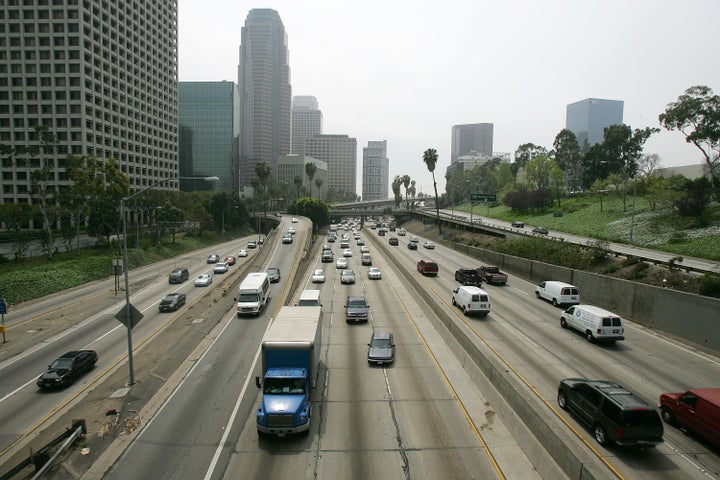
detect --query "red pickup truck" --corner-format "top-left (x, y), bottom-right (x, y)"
top-left (477, 265), bottom-right (508, 285)
top-left (417, 259), bottom-right (439, 276)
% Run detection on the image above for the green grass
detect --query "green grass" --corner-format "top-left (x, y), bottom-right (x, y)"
top-left (0, 228), bottom-right (252, 305)
top-left (452, 193), bottom-right (720, 261)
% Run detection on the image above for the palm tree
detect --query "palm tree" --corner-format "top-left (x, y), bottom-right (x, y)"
top-left (305, 162), bottom-right (317, 199)
top-left (255, 162), bottom-right (272, 220)
top-left (422, 148), bottom-right (442, 234)
top-left (314, 178), bottom-right (323, 200)
top-left (401, 174), bottom-right (411, 209)
top-left (293, 175), bottom-right (303, 200)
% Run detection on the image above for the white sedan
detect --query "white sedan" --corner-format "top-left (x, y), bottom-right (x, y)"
top-left (194, 273), bottom-right (213, 286)
top-left (360, 245), bottom-right (370, 253)
top-left (423, 241), bottom-right (436, 249)
top-left (311, 269), bottom-right (325, 283)
top-left (368, 267), bottom-right (382, 280)
top-left (343, 248), bottom-right (353, 257)
top-left (336, 258), bottom-right (348, 269)
top-left (213, 262), bottom-right (228, 274)
top-left (238, 249), bottom-right (248, 257)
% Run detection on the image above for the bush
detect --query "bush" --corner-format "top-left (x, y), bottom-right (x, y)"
top-left (698, 274), bottom-right (720, 297)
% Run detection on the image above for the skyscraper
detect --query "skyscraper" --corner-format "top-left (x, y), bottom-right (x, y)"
top-left (451, 123), bottom-right (494, 164)
top-left (291, 95), bottom-right (323, 156)
top-left (566, 98), bottom-right (624, 147)
top-left (304, 135), bottom-right (357, 200)
top-left (0, 1), bottom-right (179, 208)
top-left (179, 82), bottom-right (239, 192)
top-left (237, 8), bottom-right (291, 187)
top-left (362, 140), bottom-right (389, 201)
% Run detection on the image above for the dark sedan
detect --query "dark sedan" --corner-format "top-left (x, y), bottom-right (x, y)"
top-left (159, 292), bottom-right (187, 312)
top-left (37, 350), bottom-right (98, 389)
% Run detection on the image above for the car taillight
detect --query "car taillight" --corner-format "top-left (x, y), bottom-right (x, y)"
top-left (596, 328), bottom-right (602, 334)
top-left (467, 304), bottom-right (471, 309)
top-left (616, 426), bottom-right (624, 438)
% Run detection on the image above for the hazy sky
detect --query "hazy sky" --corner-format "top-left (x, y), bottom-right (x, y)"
top-left (178, 0), bottom-right (719, 194)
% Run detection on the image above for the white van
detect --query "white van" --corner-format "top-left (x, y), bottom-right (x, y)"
top-left (535, 281), bottom-right (580, 307)
top-left (560, 305), bottom-right (624, 343)
top-left (236, 272), bottom-right (270, 316)
top-left (452, 285), bottom-right (491, 317)
top-left (296, 289), bottom-right (322, 307)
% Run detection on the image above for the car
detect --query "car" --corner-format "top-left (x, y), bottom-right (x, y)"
top-left (336, 258), bottom-right (348, 269)
top-left (378, 229), bottom-right (386, 236)
top-left (159, 292), bottom-right (187, 312)
top-left (292, 217), bottom-right (298, 223)
top-left (238, 249), bottom-right (248, 257)
top-left (311, 269), bottom-right (326, 283)
top-left (368, 267), bottom-right (382, 280)
top-left (343, 248), bottom-right (353, 257)
top-left (345, 295), bottom-right (369, 323)
top-left (282, 234), bottom-right (293, 244)
top-left (407, 241), bottom-right (418, 250)
top-left (258, 237), bottom-right (265, 245)
top-left (224, 256), bottom-right (236, 266)
top-left (409, 236), bottom-right (419, 243)
top-left (357, 238), bottom-right (365, 246)
top-left (354, 234), bottom-right (361, 240)
top-left (389, 237), bottom-right (399, 246)
top-left (557, 378), bottom-right (663, 447)
top-left (266, 267), bottom-right (281, 283)
top-left (360, 245), bottom-right (370, 253)
top-left (327, 234), bottom-right (336, 242)
top-left (340, 240), bottom-right (350, 249)
top-left (207, 254), bottom-right (220, 264)
top-left (532, 226), bottom-right (549, 235)
top-left (288, 227), bottom-right (296, 235)
top-left (321, 250), bottom-right (334, 262)
top-left (340, 269), bottom-right (356, 284)
top-left (194, 273), bottom-right (213, 287)
top-left (322, 244), bottom-right (331, 251)
top-left (213, 262), bottom-right (228, 274)
top-left (511, 221), bottom-right (525, 228)
top-left (423, 241), bottom-right (435, 249)
top-left (36, 350), bottom-right (98, 389)
top-left (397, 228), bottom-right (406, 236)
top-left (168, 267), bottom-right (189, 284)
top-left (367, 331), bottom-right (395, 365)
top-left (247, 241), bottom-right (257, 249)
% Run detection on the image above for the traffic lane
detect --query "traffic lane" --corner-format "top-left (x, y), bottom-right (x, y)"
top-left (392, 228), bottom-right (720, 479)
top-left (103, 230), bottom-right (298, 479)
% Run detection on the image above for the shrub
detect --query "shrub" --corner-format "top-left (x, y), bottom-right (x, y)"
top-left (698, 274), bottom-right (720, 297)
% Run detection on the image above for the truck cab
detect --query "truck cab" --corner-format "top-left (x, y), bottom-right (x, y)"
top-left (256, 367), bottom-right (311, 436)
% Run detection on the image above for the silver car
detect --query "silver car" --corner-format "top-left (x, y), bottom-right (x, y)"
top-left (312, 269), bottom-right (325, 283)
top-left (367, 331), bottom-right (395, 365)
top-left (194, 273), bottom-right (213, 287)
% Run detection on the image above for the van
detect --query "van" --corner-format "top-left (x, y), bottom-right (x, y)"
top-left (659, 388), bottom-right (720, 448)
top-left (535, 281), bottom-right (580, 307)
top-left (452, 285), bottom-right (491, 317)
top-left (560, 305), bottom-right (624, 343)
top-left (235, 272), bottom-right (270, 316)
top-left (168, 267), bottom-right (189, 284)
top-left (297, 289), bottom-right (322, 307)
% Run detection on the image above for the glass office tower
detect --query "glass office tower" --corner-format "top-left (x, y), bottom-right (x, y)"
top-left (566, 98), bottom-right (624, 147)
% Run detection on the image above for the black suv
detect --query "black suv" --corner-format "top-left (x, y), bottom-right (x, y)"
top-left (37, 350), bottom-right (98, 389)
top-left (557, 378), bottom-right (663, 447)
top-left (454, 268), bottom-right (481, 286)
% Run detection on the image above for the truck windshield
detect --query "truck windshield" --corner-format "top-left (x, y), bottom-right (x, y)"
top-left (264, 378), bottom-right (305, 395)
top-left (237, 293), bottom-right (259, 302)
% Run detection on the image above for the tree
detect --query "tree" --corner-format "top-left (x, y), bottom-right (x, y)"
top-left (552, 129), bottom-right (582, 192)
top-left (638, 153), bottom-right (661, 178)
top-left (314, 178), bottom-right (323, 200)
top-left (293, 175), bottom-right (303, 200)
top-left (422, 148), bottom-right (442, 234)
top-left (514, 143), bottom-right (548, 170)
top-left (305, 162), bottom-right (317, 199)
top-left (549, 164), bottom-right (565, 207)
top-left (391, 176), bottom-right (402, 208)
top-left (401, 174), bottom-right (411, 209)
top-left (0, 202), bottom-right (33, 232)
top-left (659, 85), bottom-right (720, 193)
top-left (255, 162), bottom-right (271, 220)
top-left (524, 155), bottom-right (555, 190)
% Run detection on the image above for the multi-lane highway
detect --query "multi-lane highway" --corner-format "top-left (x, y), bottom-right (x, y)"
top-left (0, 216), bottom-right (718, 480)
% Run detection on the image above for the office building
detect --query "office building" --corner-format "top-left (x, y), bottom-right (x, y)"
top-left (237, 8), bottom-right (291, 187)
top-left (276, 154), bottom-right (327, 200)
top-left (179, 82), bottom-right (239, 192)
top-left (451, 123), bottom-right (493, 164)
top-left (0, 0), bottom-right (179, 211)
top-left (291, 95), bottom-right (322, 156)
top-left (566, 98), bottom-right (624, 147)
top-left (362, 140), bottom-right (389, 201)
top-left (304, 134), bottom-right (357, 199)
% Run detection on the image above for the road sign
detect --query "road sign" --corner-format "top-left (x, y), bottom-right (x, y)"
top-left (0, 299), bottom-right (6, 315)
top-left (115, 303), bottom-right (144, 329)
top-left (470, 193), bottom-right (496, 202)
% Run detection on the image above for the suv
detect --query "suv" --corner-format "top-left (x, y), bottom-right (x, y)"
top-left (168, 267), bottom-right (189, 284)
top-left (557, 378), bottom-right (663, 447)
top-left (417, 259), bottom-right (439, 276)
top-left (321, 250), bottom-right (334, 263)
top-left (345, 296), bottom-right (369, 323)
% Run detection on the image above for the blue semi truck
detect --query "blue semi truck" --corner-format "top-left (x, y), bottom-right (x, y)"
top-left (255, 306), bottom-right (322, 436)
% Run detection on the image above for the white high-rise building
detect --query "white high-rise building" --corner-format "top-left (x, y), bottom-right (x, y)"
top-left (304, 134), bottom-right (357, 200)
top-left (291, 95), bottom-right (322, 156)
top-left (362, 140), bottom-right (389, 201)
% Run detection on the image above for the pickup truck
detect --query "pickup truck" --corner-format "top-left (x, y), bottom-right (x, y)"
top-left (477, 265), bottom-right (508, 285)
top-left (454, 268), bottom-right (481, 286)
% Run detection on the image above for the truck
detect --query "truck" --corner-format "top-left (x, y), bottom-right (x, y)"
top-left (255, 306), bottom-right (322, 437)
top-left (455, 268), bottom-right (482, 286)
top-left (477, 265), bottom-right (508, 285)
top-left (235, 272), bottom-right (270, 316)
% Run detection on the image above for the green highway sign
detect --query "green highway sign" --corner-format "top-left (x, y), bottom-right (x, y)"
top-left (470, 193), bottom-right (496, 202)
